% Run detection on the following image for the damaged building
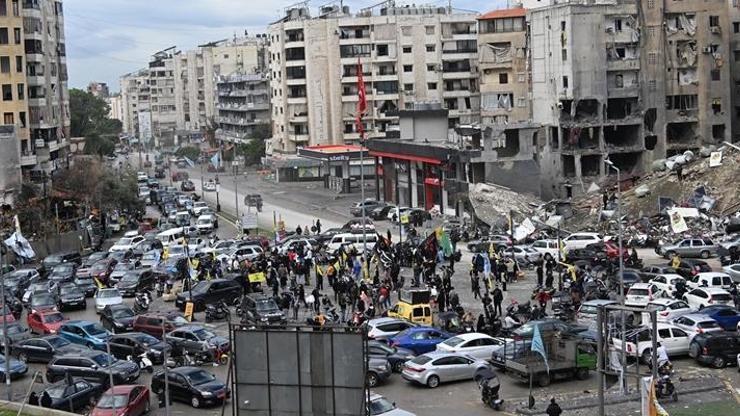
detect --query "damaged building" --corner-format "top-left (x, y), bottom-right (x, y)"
top-left (527, 0), bottom-right (732, 199)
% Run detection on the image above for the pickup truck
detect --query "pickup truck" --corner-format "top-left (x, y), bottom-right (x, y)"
top-left (503, 337), bottom-right (596, 387)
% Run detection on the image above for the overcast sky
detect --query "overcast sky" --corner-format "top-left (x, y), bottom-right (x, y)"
top-left (65, 0), bottom-right (508, 92)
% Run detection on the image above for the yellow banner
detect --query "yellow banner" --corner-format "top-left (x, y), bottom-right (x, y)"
top-left (184, 302), bottom-right (194, 321)
top-left (248, 272), bottom-right (266, 283)
top-left (400, 214), bottom-right (410, 224)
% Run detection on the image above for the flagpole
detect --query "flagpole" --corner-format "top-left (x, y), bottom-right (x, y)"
top-left (357, 57), bottom-right (368, 256)
top-left (1, 247), bottom-right (11, 401)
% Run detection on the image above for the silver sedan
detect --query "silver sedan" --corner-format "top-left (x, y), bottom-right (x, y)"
top-left (401, 351), bottom-right (492, 388)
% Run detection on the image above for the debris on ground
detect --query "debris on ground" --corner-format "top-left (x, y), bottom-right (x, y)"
top-left (469, 183), bottom-right (544, 229)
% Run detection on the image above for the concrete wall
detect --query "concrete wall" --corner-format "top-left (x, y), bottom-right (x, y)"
top-left (485, 159), bottom-right (544, 198)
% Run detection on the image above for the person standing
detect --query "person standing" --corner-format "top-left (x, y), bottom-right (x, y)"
top-left (602, 191), bottom-right (609, 209)
top-left (546, 398), bottom-right (562, 416)
top-left (536, 258), bottom-right (544, 287)
top-left (492, 285), bottom-right (504, 318)
top-left (315, 219), bottom-right (322, 234)
top-left (470, 269), bottom-right (481, 300)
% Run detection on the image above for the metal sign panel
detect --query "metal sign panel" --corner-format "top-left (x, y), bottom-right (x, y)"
top-left (231, 326), bottom-right (367, 416)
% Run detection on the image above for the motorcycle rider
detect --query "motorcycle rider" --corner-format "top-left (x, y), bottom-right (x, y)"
top-left (656, 342), bottom-right (670, 372)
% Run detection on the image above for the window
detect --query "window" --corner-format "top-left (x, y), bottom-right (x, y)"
top-left (425, 45), bottom-right (435, 52)
top-left (403, 65), bottom-right (412, 72)
top-left (403, 83), bottom-right (413, 92)
top-left (709, 16), bottom-right (720, 28)
top-left (16, 83), bottom-right (22, 100)
top-left (425, 26), bottom-right (435, 35)
top-left (18, 111), bottom-right (24, 127)
top-left (712, 98), bottom-right (722, 114)
top-left (427, 82), bottom-right (437, 90)
top-left (517, 97), bottom-right (526, 108)
top-left (0, 56), bottom-right (9, 73)
top-left (648, 52), bottom-right (657, 65)
top-left (499, 73), bottom-right (508, 84)
top-left (14, 55), bottom-right (20, 72)
top-left (562, 76), bottom-right (569, 89)
top-left (403, 46), bottom-right (412, 53)
top-left (13, 27), bottom-right (19, 44)
top-left (735, 22), bottom-right (740, 33)
top-left (712, 124), bottom-right (725, 139)
top-left (3, 112), bottom-right (13, 124)
top-left (426, 64), bottom-right (436, 71)
top-left (561, 21), bottom-right (566, 31)
top-left (711, 69), bottom-right (720, 81)
top-left (0, 28), bottom-right (7, 44)
top-left (647, 0), bottom-right (655, 8)
top-left (2, 84), bottom-right (10, 100)
top-left (561, 49), bottom-right (567, 61)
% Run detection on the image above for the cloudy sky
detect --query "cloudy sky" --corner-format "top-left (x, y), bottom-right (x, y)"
top-left (65, 0), bottom-right (508, 91)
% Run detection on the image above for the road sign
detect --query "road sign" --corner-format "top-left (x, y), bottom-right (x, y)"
top-left (242, 213), bottom-right (258, 229)
top-left (184, 302), bottom-right (194, 321)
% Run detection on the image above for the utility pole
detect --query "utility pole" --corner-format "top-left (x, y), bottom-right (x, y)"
top-left (162, 322), bottom-right (171, 416)
top-left (605, 158), bottom-right (626, 393)
top-left (1, 246), bottom-right (11, 401)
top-left (234, 164), bottom-right (240, 224)
top-left (105, 339), bottom-right (117, 416)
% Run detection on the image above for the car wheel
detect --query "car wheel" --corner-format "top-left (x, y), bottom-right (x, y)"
top-left (392, 361), bottom-right (404, 373)
top-left (688, 342), bottom-right (700, 359)
top-left (712, 356), bottom-right (726, 369)
top-left (191, 395), bottom-right (201, 408)
top-left (18, 352), bottom-right (28, 363)
top-left (641, 349), bottom-right (652, 365)
top-left (426, 375), bottom-right (440, 388)
top-left (366, 371), bottom-right (379, 388)
top-left (700, 250), bottom-right (710, 259)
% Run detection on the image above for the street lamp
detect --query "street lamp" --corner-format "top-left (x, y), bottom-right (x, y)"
top-left (604, 157), bottom-right (626, 393)
top-left (215, 175), bottom-right (221, 212)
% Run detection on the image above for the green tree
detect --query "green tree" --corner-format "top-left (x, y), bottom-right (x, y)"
top-left (175, 146), bottom-right (201, 161)
top-left (83, 134), bottom-right (116, 158)
top-left (69, 88), bottom-right (122, 138)
top-left (238, 123), bottom-right (270, 166)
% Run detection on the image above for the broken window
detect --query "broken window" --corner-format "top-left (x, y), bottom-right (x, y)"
top-left (606, 152), bottom-right (642, 174)
top-left (607, 98), bottom-right (637, 119)
top-left (497, 130), bottom-right (520, 157)
top-left (709, 16), bottom-right (720, 28)
top-left (712, 124), bottom-right (725, 140)
top-left (711, 70), bottom-right (720, 81)
top-left (712, 98), bottom-right (722, 114)
top-left (550, 127), bottom-right (559, 149)
top-left (667, 122), bottom-right (698, 144)
top-left (605, 124), bottom-right (640, 149)
top-left (665, 95), bottom-right (698, 110)
top-left (562, 155), bottom-right (576, 178)
top-left (581, 155), bottom-right (601, 177)
top-left (564, 127), bottom-right (600, 150)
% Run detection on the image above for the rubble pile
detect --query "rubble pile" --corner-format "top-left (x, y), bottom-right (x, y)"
top-left (469, 183), bottom-right (544, 229)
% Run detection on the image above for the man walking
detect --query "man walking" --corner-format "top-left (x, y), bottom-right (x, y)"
top-left (492, 285), bottom-right (504, 318)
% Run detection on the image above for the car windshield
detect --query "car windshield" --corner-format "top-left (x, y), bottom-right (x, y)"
top-left (370, 398), bottom-right (396, 415)
top-left (43, 313), bottom-right (64, 323)
top-left (47, 336), bottom-right (69, 348)
top-left (117, 238), bottom-right (133, 246)
top-left (256, 299), bottom-right (278, 312)
top-left (53, 264), bottom-right (74, 273)
top-left (197, 219), bottom-right (210, 225)
top-left (75, 278), bottom-right (93, 286)
top-left (98, 290), bottom-right (120, 298)
top-left (44, 385), bottom-right (67, 399)
top-left (629, 289), bottom-right (649, 296)
top-left (31, 294), bottom-right (54, 306)
top-left (646, 304), bottom-right (667, 312)
top-left (96, 394), bottom-right (129, 409)
top-left (192, 328), bottom-right (215, 340)
top-left (169, 246), bottom-right (186, 256)
top-left (84, 324), bottom-right (107, 336)
top-left (170, 316), bottom-right (189, 326)
top-left (59, 286), bottom-right (76, 295)
top-left (133, 333), bottom-right (159, 346)
top-left (697, 320), bottom-right (720, 329)
top-left (121, 272), bottom-right (140, 282)
top-left (91, 353), bottom-right (115, 367)
top-left (409, 355), bottom-right (432, 365)
top-left (113, 264), bottom-right (134, 272)
top-left (441, 336), bottom-right (464, 347)
top-left (184, 369), bottom-right (216, 386)
top-left (713, 293), bottom-right (732, 301)
top-left (111, 308), bottom-right (134, 319)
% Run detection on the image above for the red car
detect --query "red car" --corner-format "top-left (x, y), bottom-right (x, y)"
top-left (27, 310), bottom-right (66, 334)
top-left (88, 258), bottom-right (118, 285)
top-left (603, 240), bottom-right (629, 259)
top-left (92, 385), bottom-right (150, 416)
top-left (0, 304), bottom-right (15, 324)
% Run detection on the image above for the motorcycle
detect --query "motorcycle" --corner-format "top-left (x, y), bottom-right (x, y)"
top-left (479, 373), bottom-right (504, 411)
top-left (655, 374), bottom-right (677, 401)
top-left (205, 300), bottom-right (231, 323)
top-left (128, 352), bottom-right (153, 374)
top-left (166, 349), bottom-right (208, 368)
top-left (133, 291), bottom-right (151, 314)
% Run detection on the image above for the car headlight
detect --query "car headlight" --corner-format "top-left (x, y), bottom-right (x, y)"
top-left (260, 317), bottom-right (269, 322)
top-left (114, 322), bottom-right (124, 328)
top-left (200, 391), bottom-right (213, 397)
top-left (49, 329), bottom-right (56, 334)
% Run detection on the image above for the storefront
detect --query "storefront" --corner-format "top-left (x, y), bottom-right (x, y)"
top-left (296, 145), bottom-right (373, 193)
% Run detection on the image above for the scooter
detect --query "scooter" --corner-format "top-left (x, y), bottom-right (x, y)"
top-left (479, 374), bottom-right (504, 411)
top-left (133, 291), bottom-right (151, 314)
top-left (205, 300), bottom-right (230, 323)
top-left (128, 352), bottom-right (153, 374)
top-left (655, 374), bottom-right (677, 402)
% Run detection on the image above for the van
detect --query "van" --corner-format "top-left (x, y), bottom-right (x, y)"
top-left (327, 233), bottom-right (378, 252)
top-left (156, 228), bottom-right (184, 248)
top-left (387, 302), bottom-right (432, 326)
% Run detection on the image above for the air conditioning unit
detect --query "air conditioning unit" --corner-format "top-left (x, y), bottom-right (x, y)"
top-left (702, 47), bottom-right (713, 54)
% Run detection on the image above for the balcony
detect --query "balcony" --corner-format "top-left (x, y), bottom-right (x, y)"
top-left (20, 154), bottom-right (37, 167)
top-left (289, 115), bottom-right (308, 123)
top-left (443, 89), bottom-right (476, 98)
top-left (289, 134), bottom-right (309, 143)
top-left (48, 140), bottom-right (59, 152)
top-left (286, 78), bottom-right (306, 86)
top-left (442, 71), bottom-right (473, 80)
top-left (606, 59), bottom-right (640, 72)
top-left (28, 97), bottom-right (46, 107)
top-left (607, 84), bottom-right (640, 98)
top-left (287, 96), bottom-right (307, 105)
top-left (285, 59), bottom-right (306, 67)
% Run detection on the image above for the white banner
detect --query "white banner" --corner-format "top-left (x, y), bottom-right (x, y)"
top-left (242, 213), bottom-right (258, 229)
top-left (668, 208), bottom-right (689, 233)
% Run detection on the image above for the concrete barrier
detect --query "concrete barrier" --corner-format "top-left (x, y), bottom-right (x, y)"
top-left (0, 400), bottom-right (78, 416)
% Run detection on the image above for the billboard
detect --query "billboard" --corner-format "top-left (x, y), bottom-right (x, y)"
top-left (231, 325), bottom-right (368, 416)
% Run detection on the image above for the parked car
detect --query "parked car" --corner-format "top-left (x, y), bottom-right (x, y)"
top-left (351, 200), bottom-right (384, 217)
top-left (175, 279), bottom-right (242, 312)
top-left (196, 214), bottom-right (218, 234)
top-left (435, 333), bottom-right (508, 360)
top-left (648, 274), bottom-right (686, 297)
top-left (74, 277), bottom-right (99, 297)
top-left (639, 266), bottom-right (678, 283)
top-left (0, 353), bottom-right (27, 380)
top-left (203, 180), bottom-right (217, 192)
top-left (686, 272), bottom-right (734, 291)
top-left (29, 292), bottom-right (58, 313)
top-left (57, 283), bottom-right (87, 311)
top-left (625, 283), bottom-right (661, 308)
top-left (116, 270), bottom-right (155, 297)
top-left (48, 264), bottom-right (77, 287)
top-left (100, 304), bottom-right (136, 333)
top-left (83, 259), bottom-right (118, 285)
top-left (512, 319), bottom-right (592, 341)
top-left (42, 251), bottom-right (82, 275)
top-left (165, 325), bottom-right (229, 355)
top-left (92, 385), bottom-right (151, 416)
top-left (180, 180), bottom-right (195, 192)
top-left (109, 236), bottom-right (146, 253)
top-left (682, 287), bottom-right (734, 310)
top-left (132, 312), bottom-right (189, 339)
top-left (466, 235), bottom-right (511, 253)
top-left (388, 327), bottom-right (452, 355)
top-left (688, 332), bottom-right (740, 368)
top-left (366, 318), bottom-right (418, 341)
top-left (657, 238), bottom-right (719, 259)
top-left (59, 320), bottom-right (112, 350)
top-left (368, 340), bottom-right (416, 373)
top-left (46, 350), bottom-right (140, 386)
top-left (82, 252), bottom-right (110, 268)
top-left (696, 305), bottom-right (740, 331)
top-left (562, 233), bottom-right (603, 251)
top-left (723, 264), bottom-right (740, 283)
top-left (151, 367), bottom-right (230, 408)
top-left (370, 205), bottom-right (396, 221)
top-left (401, 352), bottom-right (493, 388)
top-left (641, 299), bottom-right (694, 324)
top-left (368, 392), bottom-right (416, 416)
top-left (612, 323), bottom-right (691, 363)
top-left (108, 262), bottom-right (141, 285)
top-left (27, 310), bottom-right (66, 335)
top-left (12, 335), bottom-right (86, 364)
top-left (108, 332), bottom-right (170, 365)
top-left (1, 268), bottom-right (41, 298)
top-left (0, 322), bottom-right (30, 348)
top-left (240, 294), bottom-right (286, 326)
top-left (38, 379), bottom-right (105, 411)
top-left (671, 314), bottom-right (723, 341)
top-left (529, 240), bottom-right (559, 260)
top-left (671, 259), bottom-right (712, 279)
top-left (95, 288), bottom-right (123, 313)
top-left (575, 300), bottom-right (618, 326)
top-left (366, 357), bottom-right (393, 388)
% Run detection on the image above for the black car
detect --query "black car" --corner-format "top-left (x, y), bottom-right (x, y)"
top-left (57, 283), bottom-right (87, 311)
top-left (0, 322), bottom-right (31, 348)
top-left (1, 268), bottom-right (41, 298)
top-left (151, 367), bottom-right (230, 408)
top-left (165, 325), bottom-right (230, 356)
top-left (13, 335), bottom-right (87, 363)
top-left (48, 263), bottom-right (77, 287)
top-left (100, 304), bottom-right (136, 333)
top-left (108, 332), bottom-right (170, 364)
top-left (241, 294), bottom-right (286, 326)
top-left (29, 292), bottom-right (58, 313)
top-left (181, 180), bottom-right (195, 192)
top-left (46, 350), bottom-right (140, 386)
top-left (175, 279), bottom-right (242, 312)
top-left (672, 259), bottom-right (712, 279)
top-left (608, 269), bottom-right (642, 293)
top-left (42, 251), bottom-right (82, 275)
top-left (689, 332), bottom-right (740, 368)
top-left (368, 340), bottom-right (416, 372)
top-left (38, 379), bottom-right (104, 412)
top-left (82, 252), bottom-right (109, 268)
top-left (73, 277), bottom-right (98, 298)
top-left (369, 205), bottom-right (395, 221)
top-left (639, 265), bottom-right (676, 283)
top-left (116, 270), bottom-right (156, 297)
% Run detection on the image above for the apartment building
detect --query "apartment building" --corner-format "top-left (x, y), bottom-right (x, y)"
top-left (87, 81), bottom-right (109, 98)
top-left (267, 5), bottom-right (479, 154)
top-left (529, 0), bottom-right (732, 198)
top-left (120, 69), bottom-right (151, 142)
top-left (215, 73), bottom-right (270, 144)
top-left (148, 48), bottom-right (178, 144)
top-left (731, 0), bottom-right (740, 141)
top-left (107, 93), bottom-right (123, 123)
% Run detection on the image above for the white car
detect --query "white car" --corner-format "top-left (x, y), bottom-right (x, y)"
top-left (503, 246), bottom-right (541, 262)
top-left (670, 314), bottom-right (723, 340)
top-left (686, 272), bottom-right (734, 291)
top-left (108, 236), bottom-right (145, 253)
top-left (94, 288), bottom-right (123, 313)
top-left (529, 240), bottom-right (559, 260)
top-left (435, 333), bottom-right (509, 360)
top-left (201, 240), bottom-right (235, 256)
top-left (648, 274), bottom-right (686, 298)
top-left (217, 246), bottom-right (264, 264)
top-left (641, 299), bottom-right (694, 323)
top-left (576, 299), bottom-right (618, 325)
top-left (196, 214), bottom-right (217, 234)
top-left (682, 287), bottom-right (734, 310)
top-left (723, 264), bottom-right (740, 283)
top-left (203, 181), bottom-right (217, 192)
top-left (612, 323), bottom-right (690, 363)
top-left (366, 318), bottom-right (417, 341)
top-left (562, 232), bottom-right (603, 251)
top-left (192, 201), bottom-right (209, 216)
top-left (369, 393), bottom-right (416, 416)
top-left (625, 283), bottom-right (661, 308)
top-left (277, 238), bottom-right (314, 255)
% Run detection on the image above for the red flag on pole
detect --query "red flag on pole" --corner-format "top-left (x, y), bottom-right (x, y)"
top-left (356, 58), bottom-right (367, 138)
